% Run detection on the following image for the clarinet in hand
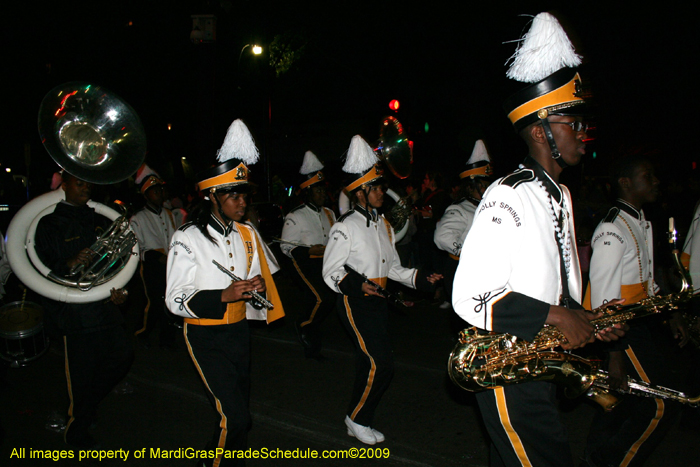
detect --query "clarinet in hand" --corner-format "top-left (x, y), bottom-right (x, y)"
top-left (212, 260), bottom-right (274, 310)
top-left (343, 264), bottom-right (409, 307)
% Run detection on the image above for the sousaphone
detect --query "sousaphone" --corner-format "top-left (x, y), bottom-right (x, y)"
top-left (6, 82), bottom-right (145, 303)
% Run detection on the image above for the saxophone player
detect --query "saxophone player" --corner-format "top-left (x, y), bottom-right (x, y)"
top-left (582, 155), bottom-right (687, 467)
top-left (452, 13), bottom-right (624, 466)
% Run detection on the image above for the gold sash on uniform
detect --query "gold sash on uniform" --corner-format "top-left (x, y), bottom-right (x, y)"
top-left (185, 223), bottom-right (284, 326)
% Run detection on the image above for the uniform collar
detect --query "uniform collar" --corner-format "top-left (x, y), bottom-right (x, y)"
top-left (305, 202), bottom-right (321, 213)
top-left (523, 156), bottom-right (562, 205)
top-left (355, 204), bottom-right (378, 224)
top-left (616, 199), bottom-right (643, 220)
top-left (208, 213), bottom-right (236, 236)
top-left (466, 195), bottom-right (481, 206)
top-left (145, 203), bottom-right (162, 215)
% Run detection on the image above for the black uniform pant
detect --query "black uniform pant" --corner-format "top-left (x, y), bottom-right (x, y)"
top-left (476, 382), bottom-right (573, 467)
top-left (185, 321), bottom-right (250, 467)
top-left (584, 324), bottom-right (681, 467)
top-left (63, 325), bottom-right (133, 444)
top-left (136, 257), bottom-right (177, 346)
top-left (337, 295), bottom-right (394, 427)
top-left (291, 257), bottom-right (335, 351)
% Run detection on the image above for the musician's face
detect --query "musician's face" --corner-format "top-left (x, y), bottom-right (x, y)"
top-left (62, 175), bottom-right (92, 206)
top-left (145, 184), bottom-right (165, 207)
top-left (215, 192), bottom-right (247, 221)
top-left (367, 184), bottom-right (385, 209)
top-left (548, 115), bottom-right (588, 167)
top-left (309, 185), bottom-right (326, 207)
top-left (623, 161), bottom-right (660, 205)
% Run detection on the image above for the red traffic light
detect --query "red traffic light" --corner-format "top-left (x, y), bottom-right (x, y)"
top-left (389, 99), bottom-right (400, 111)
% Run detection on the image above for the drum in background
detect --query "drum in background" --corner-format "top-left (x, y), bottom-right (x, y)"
top-left (0, 301), bottom-right (49, 367)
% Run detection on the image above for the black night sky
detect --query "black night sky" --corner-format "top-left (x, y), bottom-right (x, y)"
top-left (3, 1), bottom-right (696, 206)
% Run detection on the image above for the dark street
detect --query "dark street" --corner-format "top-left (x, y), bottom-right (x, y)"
top-left (2, 271), bottom-right (697, 466)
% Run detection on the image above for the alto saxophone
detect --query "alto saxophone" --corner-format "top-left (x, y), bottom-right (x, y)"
top-left (448, 219), bottom-right (695, 409)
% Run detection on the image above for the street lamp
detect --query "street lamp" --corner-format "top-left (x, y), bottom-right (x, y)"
top-left (238, 44), bottom-right (263, 69)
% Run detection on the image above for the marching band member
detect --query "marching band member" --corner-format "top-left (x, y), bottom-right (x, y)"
top-left (165, 119), bottom-right (284, 467)
top-left (322, 135), bottom-right (442, 445)
top-left (434, 139), bottom-right (492, 313)
top-left (682, 201), bottom-right (700, 294)
top-left (452, 13), bottom-right (624, 466)
top-left (280, 151), bottom-right (336, 359)
top-left (35, 172), bottom-right (133, 449)
top-left (582, 155), bottom-right (685, 467)
top-left (130, 165), bottom-right (182, 349)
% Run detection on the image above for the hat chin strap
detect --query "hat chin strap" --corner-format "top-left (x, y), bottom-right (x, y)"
top-left (213, 191), bottom-right (233, 226)
top-left (360, 186), bottom-right (373, 227)
top-left (540, 117), bottom-right (569, 169)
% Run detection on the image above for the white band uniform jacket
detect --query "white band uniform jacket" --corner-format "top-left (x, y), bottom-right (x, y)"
top-left (452, 164), bottom-right (582, 342)
top-left (434, 197), bottom-right (479, 257)
top-left (165, 216), bottom-right (280, 322)
top-left (280, 203), bottom-right (336, 258)
top-left (322, 207), bottom-right (417, 293)
top-left (130, 205), bottom-right (180, 259)
top-left (587, 200), bottom-right (658, 309)
top-left (682, 202), bottom-right (700, 295)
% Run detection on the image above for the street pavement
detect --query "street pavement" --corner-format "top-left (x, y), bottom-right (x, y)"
top-left (2, 270), bottom-right (698, 466)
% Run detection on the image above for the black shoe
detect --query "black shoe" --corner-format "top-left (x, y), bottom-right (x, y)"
top-left (296, 322), bottom-right (324, 359)
top-left (295, 322), bottom-right (313, 350)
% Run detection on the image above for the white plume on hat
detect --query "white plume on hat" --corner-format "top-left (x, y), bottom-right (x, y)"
top-left (506, 12), bottom-right (581, 83)
top-left (135, 164), bottom-right (161, 185)
top-left (216, 119), bottom-right (260, 165)
top-left (467, 139), bottom-right (491, 166)
top-left (299, 151), bottom-right (324, 175)
top-left (342, 135), bottom-right (377, 174)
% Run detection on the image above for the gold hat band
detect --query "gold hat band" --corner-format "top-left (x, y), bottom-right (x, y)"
top-left (198, 162), bottom-right (249, 191)
top-left (459, 165), bottom-right (492, 179)
top-left (140, 176), bottom-right (164, 194)
top-left (507, 74), bottom-right (583, 125)
top-left (299, 172), bottom-right (323, 190)
top-left (345, 164), bottom-right (383, 192)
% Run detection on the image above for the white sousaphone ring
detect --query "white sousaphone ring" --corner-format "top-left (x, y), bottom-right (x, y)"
top-left (6, 82), bottom-right (145, 303)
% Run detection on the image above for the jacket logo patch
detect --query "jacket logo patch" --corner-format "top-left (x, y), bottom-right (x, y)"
top-left (171, 240), bottom-right (192, 254)
top-left (498, 202), bottom-right (521, 227)
top-left (478, 201), bottom-right (496, 214)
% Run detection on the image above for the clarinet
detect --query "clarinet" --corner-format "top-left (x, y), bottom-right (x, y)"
top-left (212, 260), bottom-right (274, 310)
top-left (271, 237), bottom-right (313, 248)
top-left (343, 264), bottom-right (409, 307)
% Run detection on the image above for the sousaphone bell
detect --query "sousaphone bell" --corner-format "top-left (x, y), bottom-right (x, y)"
top-left (338, 116), bottom-right (413, 241)
top-left (6, 83), bottom-right (145, 303)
